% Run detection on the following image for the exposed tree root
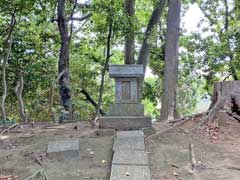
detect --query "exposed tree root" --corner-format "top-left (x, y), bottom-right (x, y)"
top-left (24, 170), bottom-right (48, 180)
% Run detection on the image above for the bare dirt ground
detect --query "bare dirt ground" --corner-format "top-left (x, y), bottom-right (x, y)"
top-left (0, 122), bottom-right (114, 180)
top-left (0, 119), bottom-right (240, 180)
top-left (147, 120), bottom-right (240, 180)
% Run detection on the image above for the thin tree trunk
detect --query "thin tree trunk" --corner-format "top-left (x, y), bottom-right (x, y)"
top-left (57, 0), bottom-right (71, 113)
top-left (14, 75), bottom-right (28, 123)
top-left (0, 65), bottom-right (7, 124)
top-left (124, 0), bottom-right (135, 64)
top-left (236, 0), bottom-right (240, 19)
top-left (137, 0), bottom-right (166, 74)
top-left (0, 11), bottom-right (16, 124)
top-left (49, 81), bottom-right (55, 122)
top-left (160, 0), bottom-right (181, 121)
top-left (93, 16), bottom-right (113, 125)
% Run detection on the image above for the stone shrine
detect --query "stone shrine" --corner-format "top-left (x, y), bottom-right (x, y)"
top-left (99, 64), bottom-right (152, 130)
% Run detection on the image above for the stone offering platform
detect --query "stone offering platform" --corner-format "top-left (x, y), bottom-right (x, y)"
top-left (99, 65), bottom-right (152, 130)
top-left (110, 130), bottom-right (151, 180)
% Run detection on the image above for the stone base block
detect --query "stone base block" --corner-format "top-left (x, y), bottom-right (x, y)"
top-left (116, 130), bottom-right (144, 138)
top-left (99, 116), bottom-right (152, 130)
top-left (95, 129), bottom-right (116, 136)
top-left (108, 104), bottom-right (144, 116)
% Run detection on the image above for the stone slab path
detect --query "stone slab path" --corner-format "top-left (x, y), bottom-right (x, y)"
top-left (110, 130), bottom-right (151, 180)
top-left (47, 139), bottom-right (79, 159)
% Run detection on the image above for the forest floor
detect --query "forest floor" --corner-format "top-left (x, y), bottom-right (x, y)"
top-left (0, 122), bottom-right (114, 180)
top-left (0, 119), bottom-right (240, 180)
top-left (148, 120), bottom-right (240, 180)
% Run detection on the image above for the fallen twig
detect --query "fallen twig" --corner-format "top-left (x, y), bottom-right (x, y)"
top-left (24, 169), bottom-right (48, 180)
top-left (225, 166), bottom-right (240, 171)
top-left (0, 175), bottom-right (18, 179)
top-left (146, 126), bottom-right (174, 140)
top-left (168, 112), bottom-right (206, 124)
top-left (189, 143), bottom-right (197, 172)
top-left (33, 154), bottom-right (44, 168)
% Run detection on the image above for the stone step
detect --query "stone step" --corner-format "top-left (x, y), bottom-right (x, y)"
top-left (47, 139), bottom-right (79, 159)
top-left (110, 165), bottom-right (151, 180)
top-left (112, 149), bottom-right (148, 166)
top-left (116, 130), bottom-right (144, 138)
top-left (113, 136), bottom-right (145, 151)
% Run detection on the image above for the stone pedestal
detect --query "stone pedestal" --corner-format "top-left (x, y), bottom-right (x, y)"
top-left (99, 65), bottom-right (152, 130)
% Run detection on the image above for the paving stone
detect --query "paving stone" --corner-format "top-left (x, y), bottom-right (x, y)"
top-left (47, 139), bottom-right (79, 158)
top-left (113, 136), bottom-right (145, 151)
top-left (112, 150), bottom-right (148, 165)
top-left (110, 165), bottom-right (151, 180)
top-left (116, 130), bottom-right (144, 138)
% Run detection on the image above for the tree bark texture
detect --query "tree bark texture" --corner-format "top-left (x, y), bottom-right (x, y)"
top-left (0, 11), bottom-right (16, 124)
top-left (14, 75), bottom-right (28, 123)
top-left (198, 81), bottom-right (240, 126)
top-left (137, 0), bottom-right (166, 74)
top-left (57, 0), bottom-right (71, 111)
top-left (160, 0), bottom-right (181, 121)
top-left (124, 0), bottom-right (135, 64)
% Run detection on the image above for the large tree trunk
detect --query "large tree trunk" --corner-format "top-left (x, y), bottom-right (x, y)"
top-left (137, 0), bottom-right (166, 74)
top-left (124, 0), bottom-right (135, 64)
top-left (57, 0), bottom-right (71, 113)
top-left (160, 0), bottom-right (181, 121)
top-left (198, 81), bottom-right (240, 127)
top-left (14, 75), bottom-right (28, 123)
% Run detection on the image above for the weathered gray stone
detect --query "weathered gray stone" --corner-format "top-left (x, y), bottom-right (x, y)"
top-left (109, 65), bottom-right (144, 78)
top-left (99, 116), bottom-right (152, 130)
top-left (113, 136), bottom-right (145, 151)
top-left (110, 165), bottom-right (151, 180)
top-left (143, 127), bottom-right (156, 137)
top-left (116, 130), bottom-right (144, 138)
top-left (112, 150), bottom-right (148, 165)
top-left (47, 139), bottom-right (79, 159)
top-left (108, 104), bottom-right (144, 116)
top-left (115, 78), bottom-right (138, 103)
top-left (95, 129), bottom-right (116, 136)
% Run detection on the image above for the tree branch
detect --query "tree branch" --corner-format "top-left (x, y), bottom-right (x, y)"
top-left (80, 89), bottom-right (105, 115)
top-left (69, 13), bottom-right (92, 21)
top-left (197, 4), bottom-right (216, 26)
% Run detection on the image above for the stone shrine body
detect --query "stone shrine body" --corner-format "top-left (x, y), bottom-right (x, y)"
top-left (99, 64), bottom-right (152, 130)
